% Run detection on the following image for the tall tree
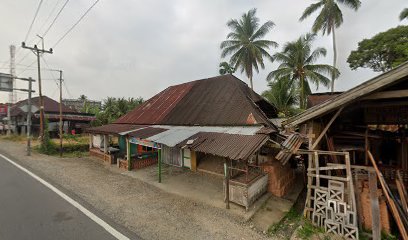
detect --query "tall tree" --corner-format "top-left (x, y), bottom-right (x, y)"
top-left (400, 8), bottom-right (408, 21)
top-left (262, 77), bottom-right (298, 117)
top-left (220, 8), bottom-right (278, 90)
top-left (219, 62), bottom-right (235, 75)
top-left (300, 0), bottom-right (361, 92)
top-left (267, 33), bottom-right (339, 109)
top-left (347, 26), bottom-right (408, 72)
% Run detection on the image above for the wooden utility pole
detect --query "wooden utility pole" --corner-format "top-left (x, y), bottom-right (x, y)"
top-left (21, 41), bottom-right (53, 143)
top-left (59, 70), bottom-right (63, 157)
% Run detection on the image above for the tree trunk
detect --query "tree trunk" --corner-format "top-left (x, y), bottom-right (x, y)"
top-left (300, 76), bottom-right (305, 109)
top-left (331, 25), bottom-right (337, 93)
top-left (249, 75), bottom-right (254, 90)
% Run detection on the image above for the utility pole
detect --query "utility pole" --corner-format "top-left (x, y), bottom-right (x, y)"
top-left (59, 70), bottom-right (63, 157)
top-left (27, 77), bottom-right (34, 156)
top-left (21, 41), bottom-right (53, 143)
top-left (7, 45), bottom-right (16, 135)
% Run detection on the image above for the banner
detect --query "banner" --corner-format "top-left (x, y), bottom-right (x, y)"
top-left (0, 73), bottom-right (12, 92)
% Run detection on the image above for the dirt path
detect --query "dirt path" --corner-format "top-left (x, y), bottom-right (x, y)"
top-left (0, 140), bottom-right (270, 240)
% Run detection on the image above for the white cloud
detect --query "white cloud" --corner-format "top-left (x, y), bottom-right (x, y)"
top-left (0, 0), bottom-right (406, 103)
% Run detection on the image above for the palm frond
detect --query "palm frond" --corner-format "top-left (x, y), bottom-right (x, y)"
top-left (299, 1), bottom-right (324, 21)
top-left (337, 0), bottom-right (361, 10)
top-left (400, 8), bottom-right (408, 21)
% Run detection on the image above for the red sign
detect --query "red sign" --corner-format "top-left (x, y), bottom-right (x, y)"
top-left (0, 104), bottom-right (7, 116)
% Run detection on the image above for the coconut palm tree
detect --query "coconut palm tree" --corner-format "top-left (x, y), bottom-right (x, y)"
top-left (219, 62), bottom-right (235, 75)
top-left (400, 8), bottom-right (408, 21)
top-left (267, 33), bottom-right (339, 109)
top-left (262, 77), bottom-right (298, 117)
top-left (220, 8), bottom-right (278, 90)
top-left (300, 0), bottom-right (361, 92)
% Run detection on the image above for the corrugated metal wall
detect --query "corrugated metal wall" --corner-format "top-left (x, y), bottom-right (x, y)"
top-left (162, 146), bottom-right (182, 166)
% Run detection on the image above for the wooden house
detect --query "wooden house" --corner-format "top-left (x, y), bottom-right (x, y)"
top-left (86, 75), bottom-right (297, 209)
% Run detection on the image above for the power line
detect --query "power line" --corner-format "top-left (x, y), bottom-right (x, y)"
top-left (37, 0), bottom-right (63, 33)
top-left (16, 0), bottom-right (70, 67)
top-left (41, 0), bottom-right (70, 37)
top-left (52, 0), bottom-right (101, 48)
top-left (24, 0), bottom-right (44, 42)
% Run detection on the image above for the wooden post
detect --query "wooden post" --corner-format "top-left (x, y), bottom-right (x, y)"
top-left (368, 151), bottom-right (408, 239)
top-left (396, 170), bottom-right (408, 214)
top-left (369, 172), bottom-right (381, 240)
top-left (311, 107), bottom-right (343, 150)
top-left (304, 122), bottom-right (314, 218)
top-left (158, 146), bottom-right (162, 183)
top-left (126, 137), bottom-right (131, 171)
top-left (354, 173), bottom-right (363, 230)
top-left (89, 134), bottom-right (93, 149)
top-left (365, 128), bottom-right (369, 165)
top-left (224, 161), bottom-right (230, 209)
top-left (190, 150), bottom-right (197, 172)
top-left (104, 135), bottom-right (108, 154)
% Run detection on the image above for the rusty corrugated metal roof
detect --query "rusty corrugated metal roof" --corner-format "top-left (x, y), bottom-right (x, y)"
top-left (307, 92), bottom-right (343, 108)
top-left (115, 82), bottom-right (195, 124)
top-left (128, 127), bottom-right (167, 139)
top-left (11, 96), bottom-right (77, 116)
top-left (84, 124), bottom-right (146, 135)
top-left (115, 75), bottom-right (277, 128)
top-left (177, 132), bottom-right (269, 161)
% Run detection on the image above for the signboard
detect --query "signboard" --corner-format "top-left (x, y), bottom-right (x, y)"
top-left (130, 137), bottom-right (161, 149)
top-left (0, 104), bottom-right (7, 117)
top-left (0, 73), bottom-right (12, 92)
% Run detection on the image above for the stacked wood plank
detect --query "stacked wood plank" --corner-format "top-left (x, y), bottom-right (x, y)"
top-left (276, 133), bottom-right (303, 165)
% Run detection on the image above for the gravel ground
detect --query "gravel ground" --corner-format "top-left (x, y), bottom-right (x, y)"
top-left (0, 140), bottom-right (271, 240)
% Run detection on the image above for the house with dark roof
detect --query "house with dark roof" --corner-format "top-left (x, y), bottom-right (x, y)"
top-left (10, 96), bottom-right (95, 137)
top-left (86, 75), bottom-right (298, 210)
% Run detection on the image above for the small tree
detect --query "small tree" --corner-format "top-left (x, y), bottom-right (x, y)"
top-left (262, 77), bottom-right (298, 117)
top-left (347, 26), bottom-right (408, 72)
top-left (219, 62), bottom-right (235, 75)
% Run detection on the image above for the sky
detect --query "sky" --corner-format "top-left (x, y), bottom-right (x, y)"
top-left (0, 0), bottom-right (406, 103)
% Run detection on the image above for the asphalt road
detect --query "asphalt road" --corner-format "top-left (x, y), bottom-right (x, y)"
top-left (0, 154), bottom-right (125, 240)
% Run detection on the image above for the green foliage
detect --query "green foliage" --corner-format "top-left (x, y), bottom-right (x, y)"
top-left (219, 62), bottom-right (235, 75)
top-left (400, 8), bottom-right (408, 21)
top-left (299, 0), bottom-right (361, 36)
top-left (91, 97), bottom-right (144, 126)
top-left (262, 77), bottom-right (298, 117)
top-left (268, 33), bottom-right (339, 109)
top-left (296, 220), bottom-right (322, 239)
top-left (220, 8), bottom-right (278, 89)
top-left (0, 134), bottom-right (26, 142)
top-left (267, 207), bottom-right (301, 236)
top-left (347, 25), bottom-right (408, 72)
top-left (38, 120), bottom-right (58, 155)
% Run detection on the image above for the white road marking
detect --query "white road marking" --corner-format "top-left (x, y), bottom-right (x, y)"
top-left (0, 153), bottom-right (130, 240)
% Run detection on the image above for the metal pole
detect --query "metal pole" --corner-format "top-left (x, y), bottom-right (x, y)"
top-left (158, 146), bottom-right (162, 183)
top-left (59, 70), bottom-right (63, 157)
top-left (27, 78), bottom-right (33, 156)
